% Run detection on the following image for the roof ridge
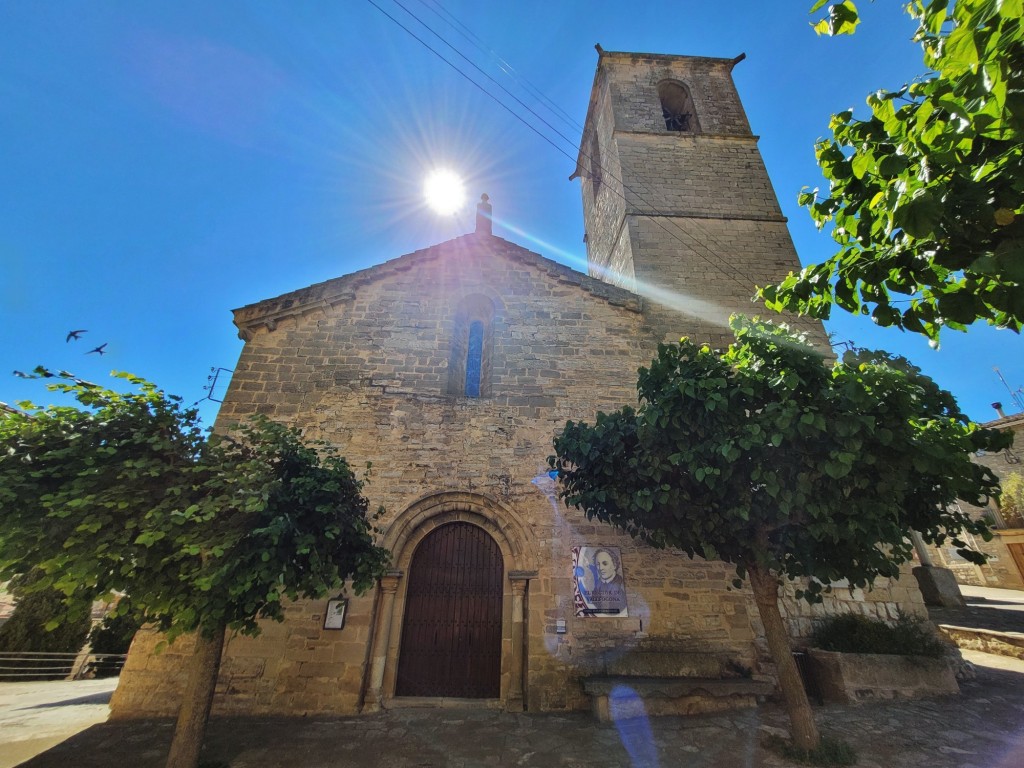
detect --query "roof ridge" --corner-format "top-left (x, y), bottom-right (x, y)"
top-left (231, 233), bottom-right (640, 337)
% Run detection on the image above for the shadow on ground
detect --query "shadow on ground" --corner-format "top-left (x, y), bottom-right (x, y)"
top-left (18, 692), bottom-right (114, 711)
top-left (16, 655), bottom-right (1024, 768)
top-left (929, 603), bottom-right (1024, 634)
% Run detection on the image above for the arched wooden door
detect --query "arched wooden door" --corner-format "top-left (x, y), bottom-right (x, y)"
top-left (395, 522), bottom-right (504, 698)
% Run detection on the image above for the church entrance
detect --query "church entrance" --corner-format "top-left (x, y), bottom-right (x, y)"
top-left (395, 522), bottom-right (504, 698)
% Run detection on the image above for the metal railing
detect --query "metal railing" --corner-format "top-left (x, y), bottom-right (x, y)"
top-left (0, 651), bottom-right (127, 681)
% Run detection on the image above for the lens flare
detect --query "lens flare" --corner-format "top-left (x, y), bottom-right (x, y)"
top-left (423, 169), bottom-right (466, 215)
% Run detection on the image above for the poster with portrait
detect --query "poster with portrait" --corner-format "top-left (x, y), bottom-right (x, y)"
top-left (573, 546), bottom-right (628, 617)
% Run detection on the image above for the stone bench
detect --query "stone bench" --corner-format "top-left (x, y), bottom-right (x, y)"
top-left (578, 650), bottom-right (774, 722)
top-left (582, 675), bottom-right (775, 722)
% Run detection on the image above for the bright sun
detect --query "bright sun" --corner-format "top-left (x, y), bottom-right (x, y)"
top-left (423, 169), bottom-right (466, 215)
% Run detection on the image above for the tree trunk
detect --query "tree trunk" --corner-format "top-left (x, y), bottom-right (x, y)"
top-left (165, 623), bottom-right (226, 768)
top-left (747, 564), bottom-right (820, 751)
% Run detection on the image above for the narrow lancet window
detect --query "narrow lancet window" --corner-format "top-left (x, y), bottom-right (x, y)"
top-left (447, 295), bottom-right (495, 398)
top-left (465, 321), bottom-right (484, 397)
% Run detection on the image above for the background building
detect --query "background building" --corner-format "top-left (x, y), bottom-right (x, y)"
top-left (934, 409), bottom-right (1024, 590)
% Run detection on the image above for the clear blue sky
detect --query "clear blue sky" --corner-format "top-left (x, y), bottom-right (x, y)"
top-left (2, 1), bottom-right (1022, 427)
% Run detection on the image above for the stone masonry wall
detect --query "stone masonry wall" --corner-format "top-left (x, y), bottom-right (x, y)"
top-left (626, 215), bottom-right (831, 350)
top-left (616, 134), bottom-right (783, 220)
top-left (111, 592), bottom-right (376, 717)
top-left (582, 68), bottom-right (632, 289)
top-left (779, 567), bottom-right (929, 648)
top-left (111, 235), bottom-right (776, 718)
top-left (603, 53), bottom-right (751, 138)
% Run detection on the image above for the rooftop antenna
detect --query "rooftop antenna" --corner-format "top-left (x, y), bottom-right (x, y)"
top-left (993, 367), bottom-right (1024, 413)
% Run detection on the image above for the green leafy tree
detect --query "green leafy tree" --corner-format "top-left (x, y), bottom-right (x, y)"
top-left (999, 471), bottom-right (1024, 527)
top-left (761, 0), bottom-right (1024, 342)
top-left (549, 317), bottom-right (1006, 750)
top-left (0, 569), bottom-right (92, 679)
top-left (0, 371), bottom-right (389, 768)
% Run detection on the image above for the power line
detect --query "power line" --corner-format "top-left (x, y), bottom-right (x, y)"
top-left (388, 0), bottom-right (583, 156)
top-left (364, 0), bottom-right (785, 301)
top-left (363, 0), bottom-right (577, 160)
top-left (411, 0), bottom-right (585, 133)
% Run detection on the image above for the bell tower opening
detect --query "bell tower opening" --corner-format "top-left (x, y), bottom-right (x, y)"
top-left (657, 80), bottom-right (699, 132)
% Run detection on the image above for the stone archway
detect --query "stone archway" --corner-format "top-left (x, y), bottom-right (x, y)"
top-left (362, 491), bottom-right (535, 712)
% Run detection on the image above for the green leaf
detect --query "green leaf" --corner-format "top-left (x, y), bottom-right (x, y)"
top-left (993, 239), bottom-right (1024, 281)
top-left (850, 151), bottom-right (872, 179)
top-left (944, 24), bottom-right (980, 72)
top-left (894, 193), bottom-right (943, 239)
top-left (798, 187), bottom-right (818, 207)
top-left (812, 0), bottom-right (860, 36)
top-left (878, 154), bottom-right (909, 178)
top-left (937, 292), bottom-right (981, 324)
top-left (999, 0), bottom-right (1023, 18)
top-left (824, 461), bottom-right (849, 479)
top-left (768, 0), bottom-right (1024, 341)
top-left (871, 304), bottom-right (901, 327)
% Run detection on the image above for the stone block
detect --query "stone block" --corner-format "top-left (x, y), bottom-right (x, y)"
top-left (913, 566), bottom-right (967, 608)
top-left (808, 648), bottom-right (959, 703)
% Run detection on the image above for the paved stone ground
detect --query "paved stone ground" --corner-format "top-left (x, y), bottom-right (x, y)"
top-left (929, 585), bottom-right (1024, 634)
top-left (4, 586), bottom-right (1023, 767)
top-left (5, 649), bottom-right (1023, 768)
top-left (0, 678), bottom-right (116, 768)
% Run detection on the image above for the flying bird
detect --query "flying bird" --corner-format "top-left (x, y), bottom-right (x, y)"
top-left (87, 343), bottom-right (108, 356)
top-left (13, 370), bottom-right (34, 378)
top-left (66, 329), bottom-right (88, 342)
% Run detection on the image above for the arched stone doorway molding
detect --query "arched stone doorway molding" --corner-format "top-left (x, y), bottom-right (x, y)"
top-left (363, 491), bottom-right (536, 712)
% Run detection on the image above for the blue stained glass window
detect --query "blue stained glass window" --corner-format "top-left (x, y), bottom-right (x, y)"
top-left (465, 320), bottom-right (484, 397)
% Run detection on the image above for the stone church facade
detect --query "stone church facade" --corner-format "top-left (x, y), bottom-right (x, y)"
top-left (111, 50), bottom-right (926, 718)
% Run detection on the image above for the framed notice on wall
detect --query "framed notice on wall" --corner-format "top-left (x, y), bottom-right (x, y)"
top-left (573, 546), bottom-right (628, 617)
top-left (323, 598), bottom-right (348, 630)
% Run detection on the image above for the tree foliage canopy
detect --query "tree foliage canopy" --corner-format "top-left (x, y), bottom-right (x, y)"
top-left (762, 0), bottom-right (1024, 342)
top-left (1000, 470), bottom-right (1024, 526)
top-left (550, 317), bottom-right (1008, 599)
top-left (0, 569), bottom-right (91, 654)
top-left (0, 370), bottom-right (389, 642)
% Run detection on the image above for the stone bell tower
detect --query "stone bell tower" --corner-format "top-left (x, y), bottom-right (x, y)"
top-left (573, 48), bottom-right (825, 348)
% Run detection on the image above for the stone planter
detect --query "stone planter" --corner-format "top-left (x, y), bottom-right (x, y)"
top-left (807, 648), bottom-right (959, 704)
